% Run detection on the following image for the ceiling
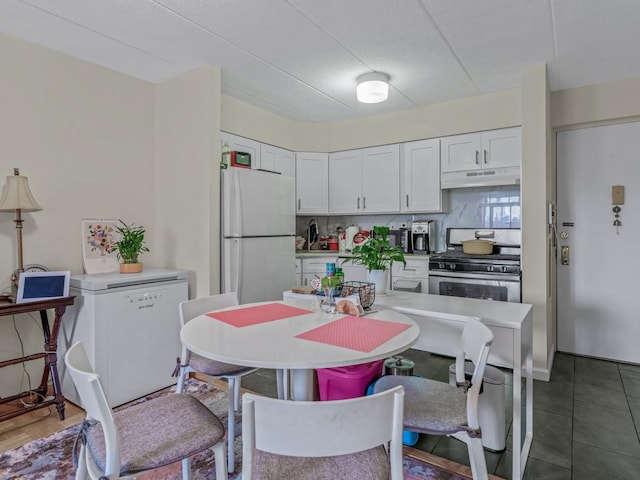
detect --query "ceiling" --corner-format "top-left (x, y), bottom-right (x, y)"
top-left (2, 0), bottom-right (639, 123)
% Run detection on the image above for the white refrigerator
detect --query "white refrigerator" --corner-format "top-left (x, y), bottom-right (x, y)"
top-left (221, 168), bottom-right (296, 304)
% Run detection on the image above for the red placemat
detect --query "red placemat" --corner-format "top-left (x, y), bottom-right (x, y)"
top-left (295, 316), bottom-right (412, 352)
top-left (206, 303), bottom-right (313, 328)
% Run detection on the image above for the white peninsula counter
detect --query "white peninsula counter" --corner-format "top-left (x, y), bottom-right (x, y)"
top-left (282, 289), bottom-right (533, 480)
top-left (374, 291), bottom-right (533, 480)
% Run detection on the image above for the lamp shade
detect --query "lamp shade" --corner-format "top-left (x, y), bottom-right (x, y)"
top-left (0, 169), bottom-right (42, 212)
top-left (356, 72), bottom-right (390, 104)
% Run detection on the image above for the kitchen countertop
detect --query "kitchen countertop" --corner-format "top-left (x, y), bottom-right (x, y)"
top-left (296, 251), bottom-right (431, 259)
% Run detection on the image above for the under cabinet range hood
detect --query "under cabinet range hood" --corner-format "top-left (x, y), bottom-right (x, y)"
top-left (441, 165), bottom-right (520, 189)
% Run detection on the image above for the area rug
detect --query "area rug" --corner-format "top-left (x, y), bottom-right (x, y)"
top-left (0, 378), bottom-right (485, 480)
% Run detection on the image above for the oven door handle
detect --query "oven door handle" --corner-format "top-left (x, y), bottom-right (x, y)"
top-left (428, 271), bottom-right (521, 282)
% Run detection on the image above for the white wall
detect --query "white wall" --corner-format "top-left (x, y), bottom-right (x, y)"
top-left (155, 66), bottom-right (222, 298)
top-left (0, 34), bottom-right (155, 396)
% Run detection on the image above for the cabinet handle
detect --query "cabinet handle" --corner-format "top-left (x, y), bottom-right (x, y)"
top-left (357, 197), bottom-right (360, 209)
top-left (363, 197), bottom-right (366, 209)
top-left (404, 268), bottom-right (417, 272)
top-left (298, 199), bottom-right (301, 210)
top-left (475, 150), bottom-right (479, 165)
top-left (484, 149), bottom-right (488, 164)
top-left (406, 194), bottom-right (409, 207)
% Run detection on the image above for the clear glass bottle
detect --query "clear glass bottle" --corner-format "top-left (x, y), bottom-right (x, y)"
top-left (320, 286), bottom-right (337, 314)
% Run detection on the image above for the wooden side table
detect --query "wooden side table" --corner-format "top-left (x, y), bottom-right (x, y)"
top-left (0, 296), bottom-right (75, 421)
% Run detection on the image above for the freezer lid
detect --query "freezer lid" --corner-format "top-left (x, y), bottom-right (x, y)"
top-left (70, 268), bottom-right (187, 291)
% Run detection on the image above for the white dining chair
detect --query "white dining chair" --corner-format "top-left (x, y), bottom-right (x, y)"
top-left (241, 385), bottom-right (405, 479)
top-left (174, 292), bottom-right (258, 473)
top-left (65, 341), bottom-right (227, 480)
top-left (373, 317), bottom-right (494, 480)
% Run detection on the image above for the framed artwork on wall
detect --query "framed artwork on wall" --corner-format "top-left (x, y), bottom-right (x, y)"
top-left (81, 219), bottom-right (120, 274)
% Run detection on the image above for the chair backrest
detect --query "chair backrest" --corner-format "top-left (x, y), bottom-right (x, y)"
top-left (64, 341), bottom-right (121, 477)
top-left (242, 386), bottom-right (405, 479)
top-left (453, 318), bottom-right (494, 429)
top-left (179, 292), bottom-right (239, 326)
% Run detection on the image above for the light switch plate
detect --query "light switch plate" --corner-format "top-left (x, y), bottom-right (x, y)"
top-left (612, 185), bottom-right (625, 205)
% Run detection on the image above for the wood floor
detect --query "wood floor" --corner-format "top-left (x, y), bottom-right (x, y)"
top-left (0, 399), bottom-right (85, 452)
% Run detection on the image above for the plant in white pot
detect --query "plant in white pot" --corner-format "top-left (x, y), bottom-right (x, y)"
top-left (112, 220), bottom-right (150, 274)
top-left (342, 225), bottom-right (406, 295)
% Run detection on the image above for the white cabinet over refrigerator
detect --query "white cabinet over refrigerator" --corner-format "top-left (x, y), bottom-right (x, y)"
top-left (57, 269), bottom-right (188, 407)
top-left (221, 168), bottom-right (296, 304)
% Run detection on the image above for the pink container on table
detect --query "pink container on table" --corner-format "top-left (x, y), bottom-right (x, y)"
top-left (317, 359), bottom-right (384, 401)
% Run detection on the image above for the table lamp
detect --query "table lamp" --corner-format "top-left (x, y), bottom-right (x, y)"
top-left (0, 168), bottom-right (42, 301)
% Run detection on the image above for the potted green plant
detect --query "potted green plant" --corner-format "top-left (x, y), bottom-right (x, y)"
top-left (112, 220), bottom-right (150, 274)
top-left (342, 225), bottom-right (406, 295)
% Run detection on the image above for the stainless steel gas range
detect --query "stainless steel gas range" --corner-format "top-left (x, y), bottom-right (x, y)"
top-left (428, 228), bottom-right (522, 303)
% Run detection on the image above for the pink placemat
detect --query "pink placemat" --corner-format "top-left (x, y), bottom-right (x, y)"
top-left (206, 303), bottom-right (313, 328)
top-left (295, 316), bottom-right (412, 352)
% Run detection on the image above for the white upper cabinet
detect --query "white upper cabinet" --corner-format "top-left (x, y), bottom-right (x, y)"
top-left (441, 127), bottom-right (521, 173)
top-left (260, 144), bottom-right (295, 178)
top-left (296, 152), bottom-right (329, 215)
top-left (220, 132), bottom-right (261, 169)
top-left (400, 138), bottom-right (446, 213)
top-left (329, 144), bottom-right (400, 214)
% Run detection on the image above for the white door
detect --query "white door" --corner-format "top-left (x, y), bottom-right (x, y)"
top-left (361, 144), bottom-right (400, 213)
top-left (223, 237), bottom-right (296, 304)
top-left (329, 150), bottom-right (362, 214)
top-left (222, 169), bottom-right (295, 237)
top-left (296, 152), bottom-right (328, 214)
top-left (401, 139), bottom-right (443, 212)
top-left (482, 127), bottom-right (521, 169)
top-left (441, 133), bottom-right (482, 173)
top-left (557, 122), bottom-right (640, 363)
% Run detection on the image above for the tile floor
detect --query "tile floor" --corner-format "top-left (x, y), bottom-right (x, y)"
top-left (240, 349), bottom-right (640, 480)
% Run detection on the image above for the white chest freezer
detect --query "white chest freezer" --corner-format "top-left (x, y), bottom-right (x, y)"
top-left (58, 269), bottom-right (188, 407)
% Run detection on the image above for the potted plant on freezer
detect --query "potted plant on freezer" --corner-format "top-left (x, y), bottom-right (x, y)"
top-left (112, 220), bottom-right (150, 274)
top-left (342, 225), bottom-right (406, 295)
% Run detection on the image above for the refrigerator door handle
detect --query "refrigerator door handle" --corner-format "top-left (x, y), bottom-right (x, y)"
top-left (234, 239), bottom-right (243, 298)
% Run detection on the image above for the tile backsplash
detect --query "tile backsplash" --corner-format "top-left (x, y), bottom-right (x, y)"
top-left (297, 185), bottom-right (520, 253)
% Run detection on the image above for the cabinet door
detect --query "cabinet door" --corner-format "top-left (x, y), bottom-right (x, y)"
top-left (440, 133), bottom-right (482, 173)
top-left (340, 263), bottom-right (369, 283)
top-left (329, 150), bottom-right (362, 214)
top-left (361, 145), bottom-right (400, 213)
top-left (296, 153), bottom-right (328, 214)
top-left (481, 127), bottom-right (521, 169)
top-left (401, 139), bottom-right (444, 212)
top-left (223, 132), bottom-right (261, 170)
top-left (261, 144), bottom-right (295, 178)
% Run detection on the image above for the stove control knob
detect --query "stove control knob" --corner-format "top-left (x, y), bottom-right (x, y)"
top-left (502, 266), bottom-right (509, 273)
top-left (487, 265), bottom-right (494, 272)
top-left (438, 262), bottom-right (445, 269)
top-left (448, 263), bottom-right (456, 270)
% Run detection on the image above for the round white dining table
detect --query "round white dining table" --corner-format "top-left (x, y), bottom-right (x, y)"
top-left (180, 299), bottom-right (419, 400)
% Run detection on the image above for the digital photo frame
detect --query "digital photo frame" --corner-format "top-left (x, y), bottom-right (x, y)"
top-left (16, 271), bottom-right (71, 304)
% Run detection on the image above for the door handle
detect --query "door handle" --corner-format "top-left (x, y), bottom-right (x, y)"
top-left (406, 194), bottom-right (409, 207)
top-left (357, 197), bottom-right (360, 209)
top-left (298, 199), bottom-right (301, 210)
top-left (363, 197), bottom-right (366, 209)
top-left (561, 246), bottom-right (570, 265)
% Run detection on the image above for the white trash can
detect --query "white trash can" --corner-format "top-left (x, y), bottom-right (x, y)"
top-left (449, 361), bottom-right (506, 451)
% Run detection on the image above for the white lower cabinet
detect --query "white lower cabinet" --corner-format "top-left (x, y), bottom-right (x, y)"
top-left (391, 257), bottom-right (429, 293)
top-left (295, 258), bottom-right (302, 285)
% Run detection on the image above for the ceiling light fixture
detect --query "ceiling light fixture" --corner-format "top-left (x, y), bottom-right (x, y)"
top-left (356, 72), bottom-right (390, 104)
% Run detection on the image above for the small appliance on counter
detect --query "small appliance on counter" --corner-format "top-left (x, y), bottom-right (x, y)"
top-left (399, 227), bottom-right (412, 254)
top-left (229, 151), bottom-right (251, 168)
top-left (411, 220), bottom-right (435, 254)
top-left (307, 218), bottom-right (319, 250)
top-left (345, 224), bottom-right (359, 252)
